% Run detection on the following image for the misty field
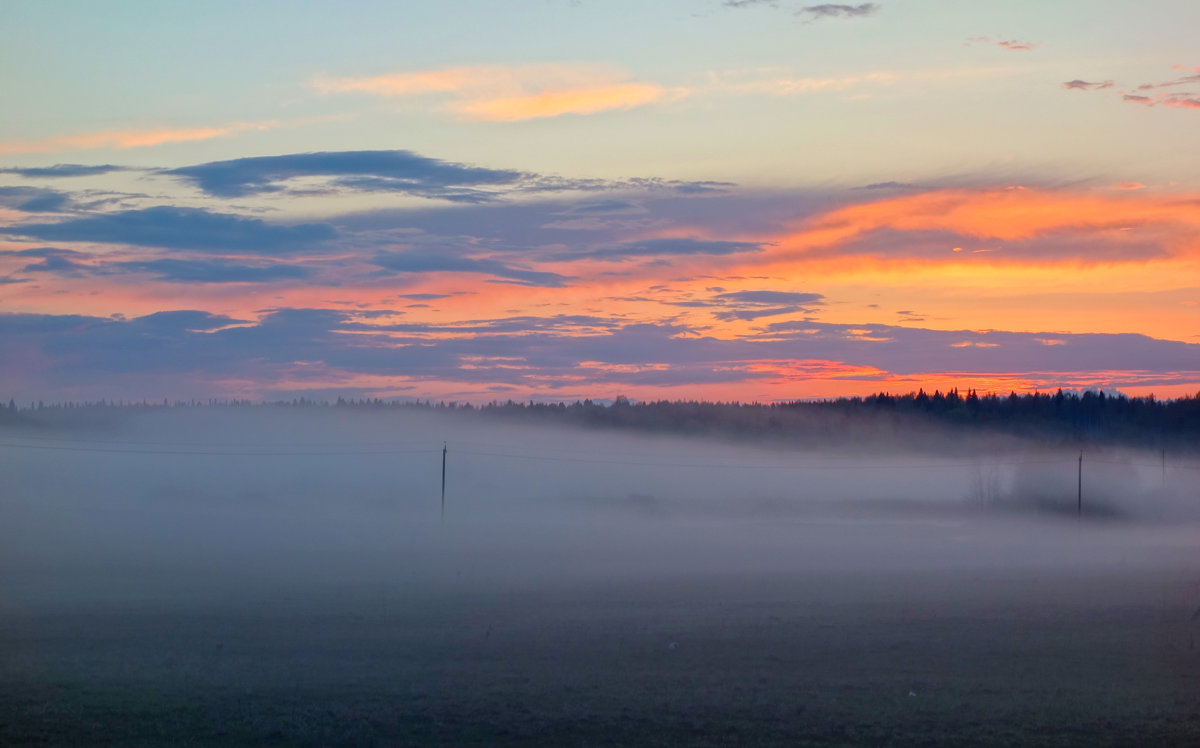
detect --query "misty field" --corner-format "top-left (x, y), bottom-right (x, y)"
top-left (3, 407), bottom-right (1200, 746)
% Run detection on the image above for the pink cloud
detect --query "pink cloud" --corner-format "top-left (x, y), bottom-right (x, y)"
top-left (1160, 95), bottom-right (1200, 110)
top-left (970, 35), bottom-right (1039, 51)
top-left (1123, 92), bottom-right (1200, 110)
top-left (996, 39), bottom-right (1038, 51)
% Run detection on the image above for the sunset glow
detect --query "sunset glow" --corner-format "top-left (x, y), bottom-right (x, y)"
top-left (2, 1), bottom-right (1199, 403)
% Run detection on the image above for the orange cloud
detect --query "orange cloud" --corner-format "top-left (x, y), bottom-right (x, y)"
top-left (454, 83), bottom-right (665, 121)
top-left (776, 188), bottom-right (1200, 248)
top-left (313, 63), bottom-right (670, 122)
top-left (704, 69), bottom-right (897, 97)
top-left (0, 120), bottom-right (278, 155)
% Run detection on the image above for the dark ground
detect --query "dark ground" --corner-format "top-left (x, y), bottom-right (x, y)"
top-left (4, 567), bottom-right (1200, 747)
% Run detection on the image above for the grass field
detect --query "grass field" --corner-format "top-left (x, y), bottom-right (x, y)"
top-left (4, 538), bottom-right (1200, 746)
top-left (4, 410), bottom-right (1200, 745)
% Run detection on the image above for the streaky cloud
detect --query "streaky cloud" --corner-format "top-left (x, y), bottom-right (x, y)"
top-left (561, 238), bottom-right (764, 261)
top-left (996, 40), bottom-right (1038, 51)
top-left (5, 310), bottom-right (1197, 397)
top-left (0, 121), bottom-right (277, 156)
top-left (0, 164), bottom-right (127, 178)
top-left (129, 310), bottom-right (247, 332)
top-left (166, 150), bottom-right (524, 199)
top-left (18, 249), bottom-right (90, 277)
top-left (2, 206), bottom-right (336, 252)
top-left (4, 247), bottom-right (315, 284)
top-left (115, 259), bottom-right (314, 283)
top-left (716, 290), bottom-right (824, 305)
top-left (799, 3), bottom-right (878, 19)
top-left (371, 250), bottom-right (571, 287)
top-left (1062, 80), bottom-right (1114, 90)
top-left (854, 181), bottom-right (922, 191)
top-left (0, 186), bottom-right (72, 212)
top-left (313, 63), bottom-right (670, 122)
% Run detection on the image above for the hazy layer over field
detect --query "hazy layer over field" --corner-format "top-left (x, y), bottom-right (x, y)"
top-left (2, 406), bottom-right (1198, 611)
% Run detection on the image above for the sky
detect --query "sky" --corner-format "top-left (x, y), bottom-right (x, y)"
top-left (2, 0), bottom-right (1199, 403)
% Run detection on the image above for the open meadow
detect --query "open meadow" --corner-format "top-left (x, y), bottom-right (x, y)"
top-left (3, 406), bottom-right (1200, 746)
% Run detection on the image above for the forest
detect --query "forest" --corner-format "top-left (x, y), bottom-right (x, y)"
top-left (4, 387), bottom-right (1198, 449)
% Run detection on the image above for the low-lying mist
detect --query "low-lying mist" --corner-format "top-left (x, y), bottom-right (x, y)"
top-left (2, 406), bottom-right (1198, 610)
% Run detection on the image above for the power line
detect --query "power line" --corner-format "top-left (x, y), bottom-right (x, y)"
top-left (0, 440), bottom-right (440, 457)
top-left (0, 432), bottom-right (437, 449)
top-left (4, 436), bottom-right (1193, 473)
top-left (455, 448), bottom-right (1070, 471)
top-left (1089, 458), bottom-right (1200, 472)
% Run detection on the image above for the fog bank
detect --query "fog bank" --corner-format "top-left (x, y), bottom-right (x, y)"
top-left (3, 406), bottom-right (1198, 610)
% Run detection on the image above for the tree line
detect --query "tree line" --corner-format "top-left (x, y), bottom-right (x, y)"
top-left (3, 388), bottom-right (1198, 448)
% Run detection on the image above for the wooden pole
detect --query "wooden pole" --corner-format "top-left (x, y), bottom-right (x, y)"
top-left (441, 442), bottom-right (447, 523)
top-left (1077, 451), bottom-right (1083, 518)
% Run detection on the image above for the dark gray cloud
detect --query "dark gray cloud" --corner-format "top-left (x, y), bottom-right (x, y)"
top-left (757, 322), bottom-right (1200, 377)
top-left (17, 191), bottom-right (71, 212)
top-left (4, 309), bottom-right (1195, 401)
top-left (115, 259), bottom-right (314, 283)
top-left (855, 181), bottom-right (921, 191)
top-left (160, 150), bottom-right (735, 203)
top-left (166, 150), bottom-right (525, 199)
top-left (339, 313), bottom-right (620, 336)
top-left (800, 3), bottom-right (878, 19)
top-left (16, 248), bottom-right (91, 277)
top-left (1063, 80), bottom-right (1114, 91)
top-left (560, 238), bottom-right (765, 261)
top-left (3, 309), bottom-right (1198, 399)
top-left (715, 307), bottom-right (811, 321)
top-left (329, 176), bottom-right (498, 203)
top-left (3, 206), bottom-right (336, 253)
top-left (334, 190), bottom-right (812, 262)
top-left (711, 290), bottom-right (824, 321)
top-left (4, 247), bottom-right (315, 284)
top-left (394, 293), bottom-right (452, 301)
top-left (0, 186), bottom-right (72, 213)
top-left (564, 200), bottom-right (643, 214)
top-left (717, 291), bottom-right (823, 305)
top-left (0, 164), bottom-right (127, 178)
top-left (371, 250), bottom-right (571, 287)
top-left (130, 310), bottom-right (246, 332)
top-left (4, 247), bottom-right (89, 258)
top-left (663, 289), bottom-right (825, 321)
top-left (802, 227), bottom-right (1171, 264)
top-left (522, 175), bottom-right (736, 196)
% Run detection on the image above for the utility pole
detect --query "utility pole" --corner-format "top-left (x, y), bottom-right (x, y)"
top-left (1077, 451), bottom-right (1083, 518)
top-left (441, 442), bottom-right (447, 523)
